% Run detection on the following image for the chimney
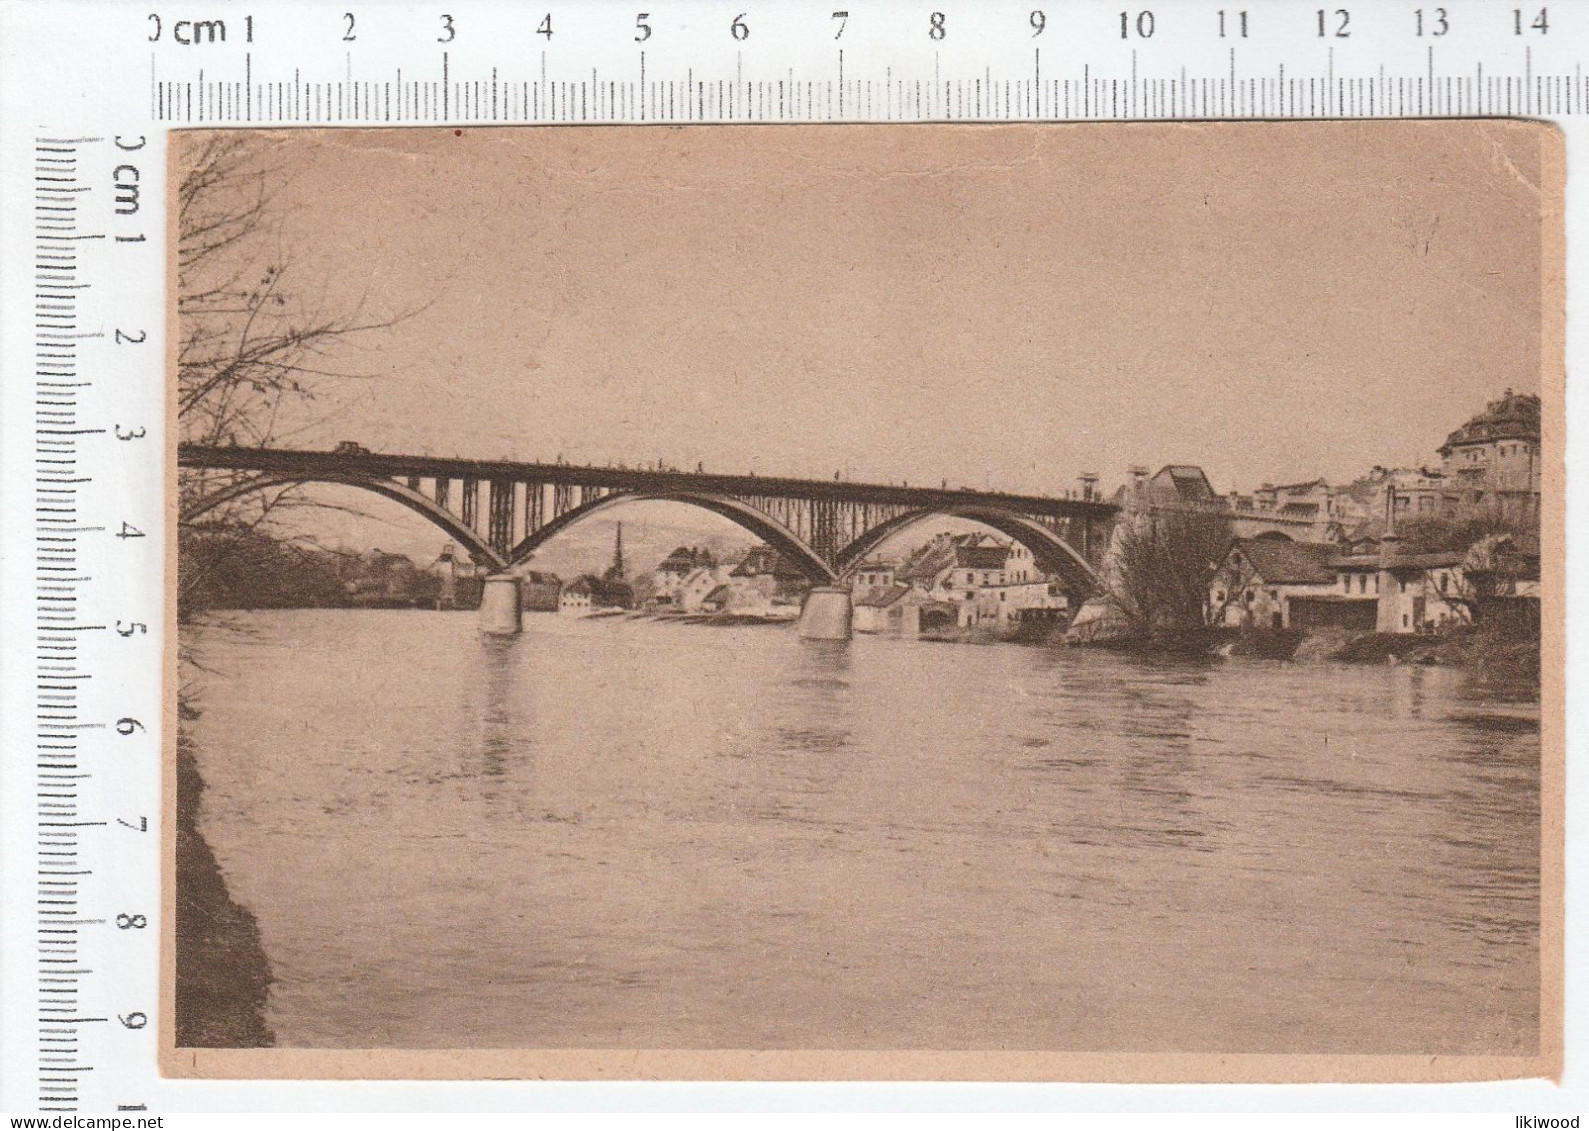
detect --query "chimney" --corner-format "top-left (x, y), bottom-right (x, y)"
top-left (1379, 529), bottom-right (1402, 569)
top-left (1375, 524), bottom-right (1404, 634)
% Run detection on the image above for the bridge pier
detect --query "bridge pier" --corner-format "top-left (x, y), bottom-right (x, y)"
top-left (797, 586), bottom-right (853, 641)
top-left (478, 574), bottom-right (523, 635)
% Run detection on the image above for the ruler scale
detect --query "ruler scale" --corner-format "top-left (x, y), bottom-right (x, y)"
top-left (2, 0), bottom-right (1586, 1115)
top-left (151, 44), bottom-right (1589, 125)
top-left (34, 135), bottom-right (97, 1114)
top-left (11, 121), bottom-right (162, 1114)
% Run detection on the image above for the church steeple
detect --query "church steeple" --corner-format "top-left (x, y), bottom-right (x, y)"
top-left (606, 522), bottom-right (626, 581)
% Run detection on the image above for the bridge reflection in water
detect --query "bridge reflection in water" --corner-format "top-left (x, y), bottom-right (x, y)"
top-left (177, 443), bottom-right (1118, 638)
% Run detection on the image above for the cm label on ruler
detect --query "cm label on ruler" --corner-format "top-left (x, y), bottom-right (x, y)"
top-left (139, 4), bottom-right (1561, 45)
top-left (138, 0), bottom-right (1585, 125)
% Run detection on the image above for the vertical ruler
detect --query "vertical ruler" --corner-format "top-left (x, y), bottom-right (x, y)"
top-left (10, 126), bottom-right (166, 1114)
top-left (33, 134), bottom-right (106, 1113)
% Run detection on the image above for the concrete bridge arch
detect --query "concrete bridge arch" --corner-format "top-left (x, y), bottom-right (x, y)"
top-left (179, 473), bottom-right (511, 572)
top-left (506, 490), bottom-right (839, 584)
top-left (833, 504), bottom-right (1104, 597)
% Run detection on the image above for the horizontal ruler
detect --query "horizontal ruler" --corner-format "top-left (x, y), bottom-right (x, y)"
top-left (136, 0), bottom-right (1589, 124)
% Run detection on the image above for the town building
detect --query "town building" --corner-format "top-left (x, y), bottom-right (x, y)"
top-left (1437, 389), bottom-right (1542, 523)
top-left (1232, 478), bottom-right (1352, 542)
top-left (558, 577), bottom-right (593, 615)
top-left (1107, 390), bottom-right (1541, 560)
top-left (849, 557), bottom-right (896, 600)
top-left (1338, 466), bottom-right (1461, 537)
top-left (655, 545), bottom-right (715, 588)
top-left (1461, 531), bottom-right (1542, 634)
top-left (591, 574), bottom-right (633, 610)
top-left (676, 566), bottom-right (731, 612)
top-left (895, 532), bottom-right (1007, 624)
top-left (641, 545), bottom-right (717, 610)
top-left (520, 570), bottom-right (562, 612)
top-left (853, 584), bottom-right (957, 636)
top-left (1372, 541), bottom-right (1468, 634)
top-left (1208, 539), bottom-right (1349, 631)
top-left (1207, 536), bottom-right (1469, 634)
top-left (730, 545), bottom-right (811, 605)
top-left (1114, 464), bottom-right (1223, 515)
top-left (966, 576), bottom-right (1067, 627)
top-left (1113, 464), bottom-right (1344, 543)
top-left (891, 531), bottom-right (1067, 630)
top-left (426, 541), bottom-right (485, 610)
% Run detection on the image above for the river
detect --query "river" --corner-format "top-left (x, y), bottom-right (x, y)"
top-left (180, 610), bottom-right (1540, 1054)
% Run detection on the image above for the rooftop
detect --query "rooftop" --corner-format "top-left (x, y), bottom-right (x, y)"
top-left (1382, 550), bottom-right (1465, 570)
top-left (1438, 391), bottom-right (1541, 454)
top-left (1263, 477), bottom-right (1330, 494)
top-left (855, 583), bottom-right (913, 609)
top-left (1154, 465), bottom-right (1219, 503)
top-left (895, 532), bottom-right (1009, 583)
top-left (1227, 538), bottom-right (1337, 585)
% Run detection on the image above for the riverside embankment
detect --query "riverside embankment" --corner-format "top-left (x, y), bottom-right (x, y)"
top-left (175, 725), bottom-right (274, 1048)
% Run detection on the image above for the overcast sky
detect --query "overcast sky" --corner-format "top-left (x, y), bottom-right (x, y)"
top-left (181, 121), bottom-right (1549, 566)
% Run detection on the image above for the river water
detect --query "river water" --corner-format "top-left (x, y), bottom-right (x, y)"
top-left (182, 610), bottom-right (1540, 1053)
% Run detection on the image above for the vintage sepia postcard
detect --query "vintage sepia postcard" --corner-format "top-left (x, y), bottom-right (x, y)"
top-left (162, 120), bottom-right (1563, 1082)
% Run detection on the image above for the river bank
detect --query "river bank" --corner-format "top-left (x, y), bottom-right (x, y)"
top-left (1068, 622), bottom-right (1540, 694)
top-left (175, 723), bottom-right (275, 1048)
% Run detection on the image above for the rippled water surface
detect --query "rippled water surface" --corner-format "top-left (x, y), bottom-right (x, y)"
top-left (183, 611), bottom-right (1540, 1052)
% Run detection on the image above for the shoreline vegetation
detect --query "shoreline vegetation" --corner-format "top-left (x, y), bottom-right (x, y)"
top-left (175, 720), bottom-right (275, 1048)
top-left (1063, 621), bottom-right (1541, 696)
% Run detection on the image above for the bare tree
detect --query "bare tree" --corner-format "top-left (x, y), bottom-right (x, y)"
top-left (176, 135), bottom-right (402, 616)
top-left (1105, 508), bottom-right (1232, 637)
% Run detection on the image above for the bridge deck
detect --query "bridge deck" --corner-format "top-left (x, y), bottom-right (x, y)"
top-left (176, 445), bottom-right (1119, 521)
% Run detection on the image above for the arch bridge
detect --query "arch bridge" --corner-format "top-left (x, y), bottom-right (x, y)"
top-left (179, 444), bottom-right (1118, 635)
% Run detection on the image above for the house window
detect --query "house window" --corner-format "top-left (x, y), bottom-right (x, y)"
top-left (1269, 590), bottom-right (1278, 601)
top-left (1359, 574), bottom-right (1367, 594)
top-left (966, 572), bottom-right (974, 585)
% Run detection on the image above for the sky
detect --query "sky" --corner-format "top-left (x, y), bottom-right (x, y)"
top-left (177, 121), bottom-right (1551, 567)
